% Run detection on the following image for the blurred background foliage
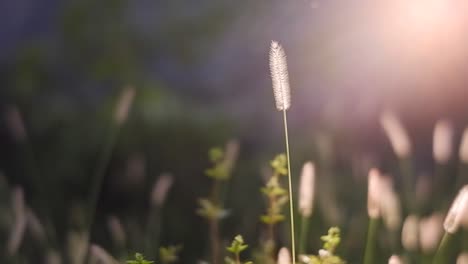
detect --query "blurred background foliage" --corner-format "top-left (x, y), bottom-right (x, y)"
top-left (1, 0), bottom-right (468, 263)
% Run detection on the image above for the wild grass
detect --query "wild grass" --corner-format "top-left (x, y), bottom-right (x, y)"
top-left (1, 41), bottom-right (468, 264)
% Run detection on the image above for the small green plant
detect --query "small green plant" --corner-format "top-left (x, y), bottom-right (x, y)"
top-left (300, 227), bottom-right (346, 264)
top-left (225, 235), bottom-right (253, 264)
top-left (260, 154), bottom-right (289, 232)
top-left (159, 245), bottom-right (182, 264)
top-left (197, 142), bottom-right (239, 264)
top-left (127, 253), bottom-right (154, 264)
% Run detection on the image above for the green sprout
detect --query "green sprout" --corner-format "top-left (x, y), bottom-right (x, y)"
top-left (225, 235), bottom-right (253, 264)
top-left (300, 227), bottom-right (346, 264)
top-left (127, 253), bottom-right (154, 264)
top-left (159, 245), bottom-right (182, 264)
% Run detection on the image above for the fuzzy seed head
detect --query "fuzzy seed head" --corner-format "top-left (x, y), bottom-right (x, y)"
top-left (402, 215), bottom-right (419, 251)
top-left (7, 187), bottom-right (27, 256)
top-left (380, 111), bottom-right (411, 158)
top-left (444, 185), bottom-right (468, 234)
top-left (26, 208), bottom-right (46, 242)
top-left (151, 173), bottom-right (174, 207)
top-left (269, 41), bottom-right (291, 111)
top-left (114, 86), bottom-right (136, 125)
top-left (457, 253), bottom-right (468, 264)
top-left (433, 120), bottom-right (453, 164)
top-left (90, 244), bottom-right (118, 264)
top-left (107, 215), bottom-right (126, 247)
top-left (5, 106), bottom-right (27, 142)
top-left (388, 255), bottom-right (403, 264)
top-left (380, 184), bottom-right (402, 231)
top-left (419, 213), bottom-right (444, 253)
top-left (459, 127), bottom-right (468, 163)
top-left (299, 162), bottom-right (315, 217)
top-left (277, 247), bottom-right (291, 264)
top-left (367, 169), bottom-right (382, 219)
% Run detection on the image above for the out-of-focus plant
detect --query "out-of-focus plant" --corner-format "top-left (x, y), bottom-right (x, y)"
top-left (197, 141), bottom-right (239, 264)
top-left (257, 154), bottom-right (289, 263)
top-left (127, 253), bottom-right (154, 264)
top-left (225, 235), bottom-right (252, 264)
top-left (159, 245), bottom-right (182, 264)
top-left (299, 227), bottom-right (345, 264)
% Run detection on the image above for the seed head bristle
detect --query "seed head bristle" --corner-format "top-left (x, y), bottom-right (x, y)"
top-left (269, 41), bottom-right (291, 111)
top-left (298, 162), bottom-right (315, 217)
top-left (419, 213), bottom-right (443, 253)
top-left (277, 247), bottom-right (291, 264)
top-left (114, 86), bottom-right (136, 125)
top-left (444, 185), bottom-right (468, 234)
top-left (90, 244), bottom-right (119, 264)
top-left (401, 215), bottom-right (419, 251)
top-left (388, 255), bottom-right (403, 264)
top-left (380, 111), bottom-right (411, 158)
top-left (433, 119), bottom-right (453, 164)
top-left (459, 127), bottom-right (468, 163)
top-left (367, 169), bottom-right (382, 219)
top-left (151, 173), bottom-right (174, 207)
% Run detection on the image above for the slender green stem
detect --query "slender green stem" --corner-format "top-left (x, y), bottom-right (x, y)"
top-left (299, 215), bottom-right (309, 254)
top-left (283, 110), bottom-right (296, 264)
top-left (84, 123), bottom-right (121, 264)
top-left (87, 125), bottom-right (120, 230)
top-left (145, 205), bottom-right (162, 260)
top-left (433, 232), bottom-right (452, 264)
top-left (363, 218), bottom-right (378, 264)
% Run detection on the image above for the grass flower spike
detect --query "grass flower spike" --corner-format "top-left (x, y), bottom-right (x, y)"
top-left (278, 247), bottom-right (291, 264)
top-left (433, 120), bottom-right (453, 164)
top-left (459, 128), bottom-right (468, 163)
top-left (367, 169), bottom-right (382, 219)
top-left (298, 162), bottom-right (315, 254)
top-left (419, 213), bottom-right (443, 253)
top-left (270, 40), bottom-right (296, 264)
top-left (401, 215), bottom-right (419, 251)
top-left (388, 255), bottom-right (403, 264)
top-left (299, 162), bottom-right (315, 218)
top-left (380, 111), bottom-right (411, 158)
top-left (444, 185), bottom-right (468, 234)
top-left (270, 41), bottom-right (290, 111)
top-left (114, 86), bottom-right (136, 125)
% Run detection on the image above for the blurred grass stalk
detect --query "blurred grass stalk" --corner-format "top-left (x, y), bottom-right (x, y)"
top-left (270, 40), bottom-right (296, 264)
top-left (434, 185), bottom-right (468, 263)
top-left (364, 169), bottom-right (382, 264)
top-left (380, 111), bottom-right (415, 211)
top-left (86, 87), bottom-right (136, 249)
top-left (433, 120), bottom-right (453, 207)
top-left (298, 162), bottom-right (315, 254)
top-left (145, 173), bottom-right (173, 259)
top-left (5, 106), bottom-right (58, 249)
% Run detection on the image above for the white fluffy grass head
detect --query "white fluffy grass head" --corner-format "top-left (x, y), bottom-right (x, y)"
top-left (367, 168), bottom-right (383, 219)
top-left (5, 106), bottom-right (27, 142)
top-left (151, 173), bottom-right (174, 207)
top-left (444, 185), bottom-right (468, 234)
top-left (89, 244), bottom-right (119, 264)
top-left (107, 215), bottom-right (126, 247)
top-left (277, 247), bottom-right (291, 264)
top-left (433, 119), bottom-right (453, 164)
top-left (299, 161), bottom-right (315, 217)
top-left (457, 253), bottom-right (468, 264)
top-left (402, 214), bottom-right (419, 251)
top-left (459, 127), bottom-right (468, 163)
top-left (114, 86), bottom-right (136, 125)
top-left (269, 41), bottom-right (291, 111)
top-left (419, 213), bottom-right (444, 253)
top-left (380, 110), bottom-right (411, 158)
top-left (388, 255), bottom-right (403, 264)
top-left (7, 187), bottom-right (27, 256)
